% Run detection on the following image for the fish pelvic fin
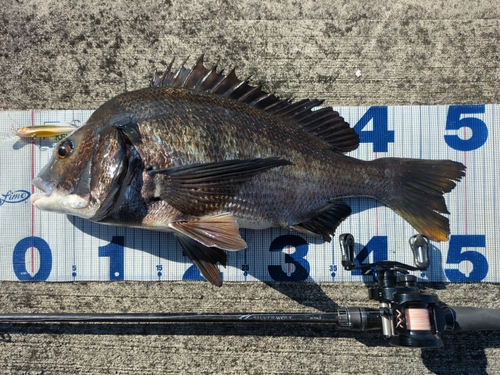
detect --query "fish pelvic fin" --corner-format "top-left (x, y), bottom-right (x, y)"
top-left (378, 158), bottom-right (466, 242)
top-left (172, 213), bottom-right (248, 286)
top-left (291, 200), bottom-right (352, 241)
top-left (175, 233), bottom-right (227, 287)
top-left (170, 213), bottom-right (248, 251)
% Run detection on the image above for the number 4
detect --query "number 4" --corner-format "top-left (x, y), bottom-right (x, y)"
top-left (353, 106), bottom-right (394, 152)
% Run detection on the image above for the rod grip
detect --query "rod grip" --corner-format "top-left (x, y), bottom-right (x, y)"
top-left (451, 307), bottom-right (500, 332)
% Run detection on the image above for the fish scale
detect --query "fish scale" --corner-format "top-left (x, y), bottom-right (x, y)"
top-left (132, 88), bottom-right (350, 222)
top-left (30, 56), bottom-right (465, 286)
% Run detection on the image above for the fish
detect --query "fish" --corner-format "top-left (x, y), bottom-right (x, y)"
top-left (30, 55), bottom-right (466, 286)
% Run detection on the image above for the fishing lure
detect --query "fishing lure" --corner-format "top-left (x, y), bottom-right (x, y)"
top-left (15, 123), bottom-right (79, 140)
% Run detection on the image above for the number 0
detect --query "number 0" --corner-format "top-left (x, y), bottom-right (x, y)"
top-left (13, 237), bottom-right (52, 281)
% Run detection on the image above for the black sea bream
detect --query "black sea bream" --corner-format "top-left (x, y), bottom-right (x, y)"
top-left (31, 56), bottom-right (466, 286)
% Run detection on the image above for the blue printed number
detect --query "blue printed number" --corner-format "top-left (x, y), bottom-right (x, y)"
top-left (352, 236), bottom-right (388, 276)
top-left (182, 258), bottom-right (223, 282)
top-left (444, 105), bottom-right (488, 151)
top-left (98, 236), bottom-right (124, 281)
top-left (183, 264), bottom-right (210, 282)
top-left (445, 235), bottom-right (488, 282)
top-left (13, 237), bottom-right (52, 281)
top-left (156, 264), bottom-right (163, 278)
top-left (268, 235), bottom-right (310, 281)
top-left (353, 106), bottom-right (394, 152)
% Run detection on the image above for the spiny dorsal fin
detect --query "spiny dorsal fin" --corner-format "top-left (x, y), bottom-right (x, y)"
top-left (150, 55), bottom-right (359, 153)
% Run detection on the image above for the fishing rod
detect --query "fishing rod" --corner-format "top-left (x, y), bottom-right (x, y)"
top-left (1, 234), bottom-right (499, 348)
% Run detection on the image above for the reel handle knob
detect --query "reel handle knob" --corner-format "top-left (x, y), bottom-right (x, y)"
top-left (409, 234), bottom-right (430, 270)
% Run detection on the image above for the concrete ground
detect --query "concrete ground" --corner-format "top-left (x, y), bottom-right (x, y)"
top-left (1, 1), bottom-right (499, 374)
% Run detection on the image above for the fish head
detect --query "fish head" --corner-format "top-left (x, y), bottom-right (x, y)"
top-left (31, 123), bottom-right (131, 220)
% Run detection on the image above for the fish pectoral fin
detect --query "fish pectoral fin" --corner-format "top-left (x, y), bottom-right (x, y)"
top-left (175, 233), bottom-right (227, 287)
top-left (291, 200), bottom-right (352, 242)
top-left (170, 213), bottom-right (248, 251)
top-left (149, 157), bottom-right (291, 216)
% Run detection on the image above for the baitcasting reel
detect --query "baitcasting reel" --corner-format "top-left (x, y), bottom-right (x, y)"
top-left (339, 233), bottom-right (455, 347)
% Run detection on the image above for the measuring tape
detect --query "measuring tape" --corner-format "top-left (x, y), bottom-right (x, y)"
top-left (0, 105), bottom-right (498, 283)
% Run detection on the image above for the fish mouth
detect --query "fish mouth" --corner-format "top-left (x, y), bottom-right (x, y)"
top-left (31, 177), bottom-right (55, 203)
top-left (30, 176), bottom-right (93, 216)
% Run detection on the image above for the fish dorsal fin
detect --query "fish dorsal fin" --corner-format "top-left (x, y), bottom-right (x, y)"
top-left (150, 55), bottom-right (359, 153)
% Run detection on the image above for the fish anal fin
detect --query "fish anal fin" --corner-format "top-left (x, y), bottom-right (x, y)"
top-left (175, 233), bottom-right (226, 287)
top-left (149, 157), bottom-right (291, 216)
top-left (170, 213), bottom-right (248, 251)
top-left (291, 200), bottom-right (352, 241)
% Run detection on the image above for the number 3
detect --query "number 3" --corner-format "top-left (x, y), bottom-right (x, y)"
top-left (268, 235), bottom-right (310, 281)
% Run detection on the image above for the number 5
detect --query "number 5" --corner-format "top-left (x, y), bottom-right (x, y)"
top-left (445, 235), bottom-right (488, 282)
top-left (444, 105), bottom-right (488, 151)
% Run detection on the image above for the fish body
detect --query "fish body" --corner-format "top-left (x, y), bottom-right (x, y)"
top-left (31, 56), bottom-right (465, 285)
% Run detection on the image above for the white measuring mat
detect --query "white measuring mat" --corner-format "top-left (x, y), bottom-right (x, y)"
top-left (0, 105), bottom-right (498, 283)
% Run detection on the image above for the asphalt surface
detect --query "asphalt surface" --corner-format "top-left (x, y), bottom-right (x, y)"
top-left (1, 1), bottom-right (499, 374)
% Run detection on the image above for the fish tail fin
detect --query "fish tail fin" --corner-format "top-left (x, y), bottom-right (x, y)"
top-left (376, 158), bottom-right (466, 241)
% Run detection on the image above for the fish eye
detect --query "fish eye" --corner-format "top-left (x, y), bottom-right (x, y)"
top-left (57, 140), bottom-right (74, 159)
